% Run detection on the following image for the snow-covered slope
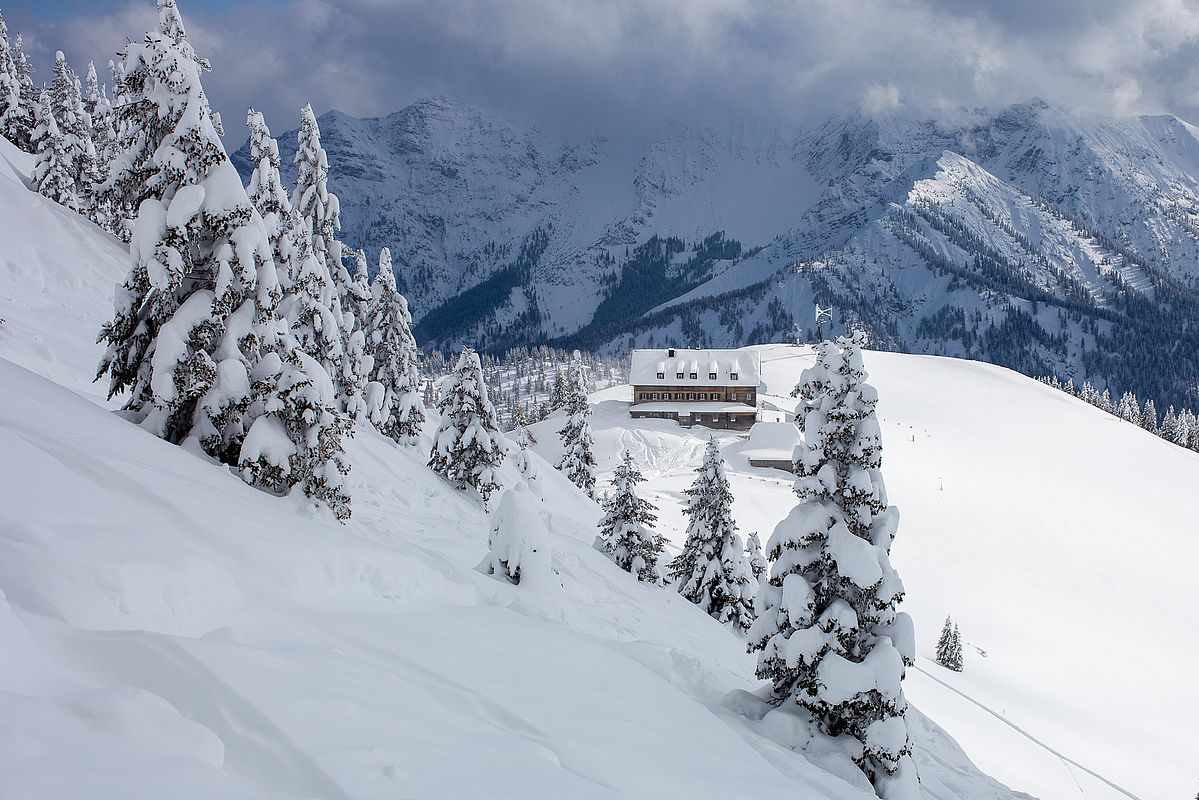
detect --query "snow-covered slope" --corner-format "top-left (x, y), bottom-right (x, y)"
top-left (0, 139), bottom-right (127, 402)
top-left (1, 135), bottom-right (1024, 799)
top-left (529, 345), bottom-right (1199, 800)
top-left (232, 99), bottom-right (1199, 408)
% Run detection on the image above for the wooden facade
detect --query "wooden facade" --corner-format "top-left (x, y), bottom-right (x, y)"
top-left (631, 386), bottom-right (758, 405)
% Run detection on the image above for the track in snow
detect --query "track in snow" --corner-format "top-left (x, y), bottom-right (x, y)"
top-left (913, 664), bottom-right (1140, 800)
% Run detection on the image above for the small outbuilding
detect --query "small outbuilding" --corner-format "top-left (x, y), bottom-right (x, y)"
top-left (742, 421), bottom-right (801, 472)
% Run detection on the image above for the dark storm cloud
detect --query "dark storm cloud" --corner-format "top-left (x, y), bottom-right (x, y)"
top-left (9, 0), bottom-right (1199, 141)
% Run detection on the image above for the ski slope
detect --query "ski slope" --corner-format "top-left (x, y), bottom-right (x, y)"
top-left (528, 345), bottom-right (1199, 800)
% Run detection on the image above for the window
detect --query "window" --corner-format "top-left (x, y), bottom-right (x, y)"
top-left (651, 392), bottom-right (659, 400)
top-left (730, 372), bottom-right (738, 380)
top-left (689, 372), bottom-right (697, 379)
top-left (676, 372), bottom-right (684, 379)
top-left (708, 372), bottom-right (717, 380)
top-left (687, 392), bottom-right (695, 400)
top-left (656, 372), bottom-right (664, 379)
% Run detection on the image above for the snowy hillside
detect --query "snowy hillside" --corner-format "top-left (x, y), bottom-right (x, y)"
top-left (232, 99), bottom-right (1199, 408)
top-left (527, 346), bottom-right (1199, 800)
top-left (0, 133), bottom-right (1034, 799)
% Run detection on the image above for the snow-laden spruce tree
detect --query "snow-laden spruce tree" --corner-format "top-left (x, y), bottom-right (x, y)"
top-left (94, 0), bottom-right (352, 520)
top-left (512, 426), bottom-right (542, 494)
top-left (746, 531), bottom-right (769, 582)
top-left (82, 61), bottom-right (118, 230)
top-left (748, 332), bottom-right (919, 798)
top-left (935, 617), bottom-right (964, 672)
top-left (292, 103), bottom-right (344, 281)
top-left (556, 354), bottom-right (596, 497)
top-left (11, 34), bottom-right (35, 143)
top-left (366, 247), bottom-right (426, 444)
top-left (30, 90), bottom-right (78, 209)
top-left (98, 0), bottom-right (213, 239)
top-left (1141, 399), bottom-right (1158, 434)
top-left (244, 110), bottom-right (344, 394)
top-left (0, 12), bottom-right (33, 151)
top-left (347, 248), bottom-right (373, 329)
top-left (48, 51), bottom-right (95, 197)
top-left (429, 347), bottom-right (506, 503)
top-left (669, 438), bottom-right (755, 630)
top-left (1116, 391), bottom-right (1140, 426)
top-left (596, 451), bottom-right (664, 583)
top-left (550, 368), bottom-right (567, 410)
top-left (244, 109), bottom-right (299, 287)
top-left (334, 248), bottom-right (374, 418)
top-left (486, 483), bottom-right (552, 586)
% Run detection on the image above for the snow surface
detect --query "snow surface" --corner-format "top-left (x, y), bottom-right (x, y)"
top-left (529, 345), bottom-right (1198, 800)
top-left (0, 131), bottom-right (1027, 799)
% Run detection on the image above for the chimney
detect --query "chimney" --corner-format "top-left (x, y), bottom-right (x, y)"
top-left (667, 348), bottom-right (676, 357)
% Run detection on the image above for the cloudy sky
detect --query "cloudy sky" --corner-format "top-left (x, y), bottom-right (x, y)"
top-left (7, 0), bottom-right (1199, 140)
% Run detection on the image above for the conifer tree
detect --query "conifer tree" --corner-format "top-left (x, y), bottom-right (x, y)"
top-left (49, 51), bottom-right (95, 197)
top-left (1116, 391), bottom-right (1140, 426)
top-left (745, 531), bottom-right (769, 582)
top-left (486, 484), bottom-right (551, 585)
top-left (82, 61), bottom-right (118, 230)
top-left (1141, 398), bottom-right (1158, 434)
top-left (550, 367), bottom-right (568, 409)
top-left (749, 333), bottom-right (918, 797)
top-left (292, 102), bottom-right (343, 279)
top-left (1079, 380), bottom-right (1099, 406)
top-left (1173, 410), bottom-right (1191, 447)
top-left (285, 219), bottom-right (346, 382)
top-left (0, 12), bottom-right (32, 150)
top-left (30, 90), bottom-right (77, 209)
top-left (244, 109), bottom-right (298, 285)
top-left (95, 0), bottom-right (351, 519)
top-left (556, 354), bottom-right (596, 497)
top-left (366, 247), bottom-right (426, 444)
top-left (347, 248), bottom-right (373, 329)
top-left (429, 347), bottom-right (506, 503)
top-left (11, 34), bottom-right (34, 135)
top-left (670, 439), bottom-right (755, 630)
top-left (513, 425), bottom-right (541, 494)
top-left (339, 324), bottom-right (372, 420)
top-left (935, 616), bottom-right (963, 672)
top-left (596, 451), bottom-right (664, 583)
top-left (108, 59), bottom-right (127, 107)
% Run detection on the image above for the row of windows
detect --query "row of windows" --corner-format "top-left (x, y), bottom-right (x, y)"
top-left (638, 391), bottom-right (751, 401)
top-left (637, 412), bottom-right (728, 424)
top-left (654, 371), bottom-right (739, 381)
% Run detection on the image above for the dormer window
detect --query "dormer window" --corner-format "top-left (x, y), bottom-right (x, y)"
top-left (656, 372), bottom-right (664, 379)
top-left (708, 372), bottom-right (717, 380)
top-left (730, 372), bottom-right (738, 380)
top-left (689, 372), bottom-right (697, 379)
top-left (676, 372), bottom-right (684, 379)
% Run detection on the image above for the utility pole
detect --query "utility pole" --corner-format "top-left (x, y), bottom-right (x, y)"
top-left (814, 304), bottom-right (832, 341)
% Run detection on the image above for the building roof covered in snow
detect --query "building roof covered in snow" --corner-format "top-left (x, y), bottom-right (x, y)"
top-left (629, 348), bottom-right (761, 387)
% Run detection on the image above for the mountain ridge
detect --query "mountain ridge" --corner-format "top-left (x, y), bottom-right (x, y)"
top-left (231, 97), bottom-right (1199, 406)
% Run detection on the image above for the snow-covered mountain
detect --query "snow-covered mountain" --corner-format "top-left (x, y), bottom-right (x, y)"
top-left (232, 98), bottom-right (1199, 407)
top-left (1, 132), bottom-right (1031, 800)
